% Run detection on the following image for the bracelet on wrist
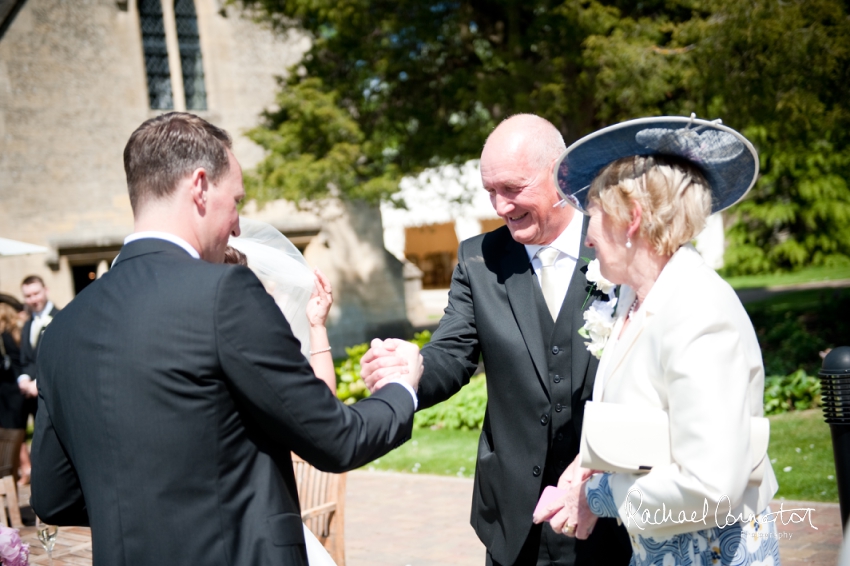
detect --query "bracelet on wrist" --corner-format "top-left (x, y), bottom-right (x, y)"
top-left (309, 346), bottom-right (332, 356)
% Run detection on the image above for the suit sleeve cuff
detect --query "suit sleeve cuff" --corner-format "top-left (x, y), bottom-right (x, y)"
top-left (389, 381), bottom-right (418, 411)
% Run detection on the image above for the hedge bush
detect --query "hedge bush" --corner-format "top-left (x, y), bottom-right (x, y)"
top-left (764, 369), bottom-right (821, 416)
top-left (333, 322), bottom-right (825, 420)
top-left (414, 374), bottom-right (487, 430)
top-left (745, 288), bottom-right (849, 376)
top-left (334, 330), bottom-right (433, 405)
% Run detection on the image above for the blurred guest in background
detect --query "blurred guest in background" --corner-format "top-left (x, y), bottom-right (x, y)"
top-left (0, 300), bottom-right (30, 484)
top-left (19, 275), bottom-right (59, 403)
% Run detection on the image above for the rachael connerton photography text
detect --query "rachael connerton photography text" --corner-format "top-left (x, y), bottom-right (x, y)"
top-left (624, 489), bottom-right (818, 531)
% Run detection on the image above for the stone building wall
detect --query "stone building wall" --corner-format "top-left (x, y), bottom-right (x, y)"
top-left (0, 0), bottom-right (409, 348)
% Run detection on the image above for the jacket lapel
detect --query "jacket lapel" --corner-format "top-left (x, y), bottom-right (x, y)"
top-left (502, 239), bottom-right (550, 395)
top-left (599, 290), bottom-right (652, 400)
top-left (597, 245), bottom-right (703, 399)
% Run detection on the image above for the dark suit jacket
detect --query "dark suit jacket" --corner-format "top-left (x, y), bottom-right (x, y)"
top-left (31, 239), bottom-right (415, 566)
top-left (20, 304), bottom-right (59, 380)
top-left (419, 223), bottom-right (628, 565)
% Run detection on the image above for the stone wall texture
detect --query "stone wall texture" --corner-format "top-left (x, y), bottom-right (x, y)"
top-left (0, 0), bottom-right (409, 348)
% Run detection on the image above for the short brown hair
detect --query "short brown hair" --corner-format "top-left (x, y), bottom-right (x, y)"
top-left (123, 112), bottom-right (232, 212)
top-left (588, 155), bottom-right (712, 256)
top-left (21, 275), bottom-right (45, 288)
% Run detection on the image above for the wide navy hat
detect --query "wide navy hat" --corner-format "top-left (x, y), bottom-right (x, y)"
top-left (553, 115), bottom-right (759, 214)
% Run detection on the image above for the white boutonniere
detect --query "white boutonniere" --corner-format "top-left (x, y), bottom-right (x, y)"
top-left (578, 259), bottom-right (618, 359)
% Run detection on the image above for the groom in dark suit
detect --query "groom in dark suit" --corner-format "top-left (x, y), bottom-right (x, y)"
top-left (362, 115), bottom-right (631, 565)
top-left (31, 112), bottom-right (421, 566)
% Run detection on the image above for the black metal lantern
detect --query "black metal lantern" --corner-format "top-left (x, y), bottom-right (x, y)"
top-left (819, 346), bottom-right (850, 530)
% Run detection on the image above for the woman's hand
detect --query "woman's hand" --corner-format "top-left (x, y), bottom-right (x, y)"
top-left (306, 268), bottom-right (333, 328)
top-left (543, 455), bottom-right (599, 539)
top-left (549, 476), bottom-right (598, 539)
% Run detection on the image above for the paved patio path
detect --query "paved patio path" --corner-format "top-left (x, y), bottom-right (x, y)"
top-left (16, 472), bottom-right (845, 565)
top-left (346, 470), bottom-right (844, 566)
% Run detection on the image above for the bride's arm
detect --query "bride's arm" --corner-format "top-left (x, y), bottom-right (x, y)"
top-left (306, 269), bottom-right (336, 393)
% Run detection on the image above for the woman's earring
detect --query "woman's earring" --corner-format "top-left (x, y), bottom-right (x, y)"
top-left (626, 237), bottom-right (632, 249)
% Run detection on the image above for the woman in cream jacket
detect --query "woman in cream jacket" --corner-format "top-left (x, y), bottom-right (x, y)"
top-left (537, 116), bottom-right (780, 566)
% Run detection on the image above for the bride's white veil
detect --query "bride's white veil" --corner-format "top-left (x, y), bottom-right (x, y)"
top-left (228, 218), bottom-right (315, 359)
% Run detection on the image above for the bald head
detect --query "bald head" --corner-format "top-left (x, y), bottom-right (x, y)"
top-left (482, 114), bottom-right (566, 174)
top-left (480, 114), bottom-right (573, 246)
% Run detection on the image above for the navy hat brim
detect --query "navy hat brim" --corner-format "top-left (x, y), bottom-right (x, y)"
top-left (553, 116), bottom-right (759, 214)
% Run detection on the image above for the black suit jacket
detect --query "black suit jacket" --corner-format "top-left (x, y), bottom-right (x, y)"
top-left (20, 304), bottom-right (59, 380)
top-left (31, 239), bottom-right (415, 566)
top-left (419, 223), bottom-right (627, 565)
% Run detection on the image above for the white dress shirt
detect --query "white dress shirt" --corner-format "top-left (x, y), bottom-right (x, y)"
top-left (123, 231), bottom-right (201, 259)
top-left (524, 212), bottom-right (584, 316)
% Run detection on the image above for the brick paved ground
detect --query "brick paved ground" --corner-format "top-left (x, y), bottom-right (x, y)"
top-left (17, 474), bottom-right (845, 565)
top-left (346, 471), bottom-right (843, 566)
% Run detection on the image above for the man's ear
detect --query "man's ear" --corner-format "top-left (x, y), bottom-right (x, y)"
top-left (190, 167), bottom-right (208, 212)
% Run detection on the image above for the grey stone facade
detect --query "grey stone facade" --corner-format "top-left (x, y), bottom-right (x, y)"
top-left (0, 0), bottom-right (409, 349)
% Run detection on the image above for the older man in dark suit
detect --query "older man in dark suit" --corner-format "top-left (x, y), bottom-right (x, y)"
top-left (31, 112), bottom-right (421, 566)
top-left (362, 115), bottom-right (631, 566)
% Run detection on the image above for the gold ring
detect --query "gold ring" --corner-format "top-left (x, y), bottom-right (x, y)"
top-left (563, 524), bottom-right (576, 536)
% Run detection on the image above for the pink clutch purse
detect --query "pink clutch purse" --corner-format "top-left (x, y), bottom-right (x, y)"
top-left (533, 485), bottom-right (567, 522)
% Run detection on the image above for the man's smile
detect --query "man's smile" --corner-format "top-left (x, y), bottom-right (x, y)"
top-left (507, 212), bottom-right (529, 223)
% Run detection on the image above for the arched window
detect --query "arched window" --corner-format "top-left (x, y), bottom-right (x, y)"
top-left (138, 0), bottom-right (173, 109)
top-left (174, 0), bottom-right (207, 110)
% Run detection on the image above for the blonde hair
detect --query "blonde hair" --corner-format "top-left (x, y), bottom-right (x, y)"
top-left (0, 304), bottom-right (22, 346)
top-left (587, 155), bottom-right (713, 256)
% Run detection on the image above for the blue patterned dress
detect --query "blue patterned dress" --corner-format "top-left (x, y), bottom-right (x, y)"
top-left (586, 474), bottom-right (781, 566)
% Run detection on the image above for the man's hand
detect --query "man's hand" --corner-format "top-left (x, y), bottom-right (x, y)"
top-left (360, 339), bottom-right (422, 393)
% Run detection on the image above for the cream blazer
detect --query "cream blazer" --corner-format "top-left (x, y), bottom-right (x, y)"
top-left (592, 244), bottom-right (778, 539)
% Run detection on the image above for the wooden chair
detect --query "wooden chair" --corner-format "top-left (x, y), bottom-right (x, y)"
top-left (291, 454), bottom-right (346, 565)
top-left (0, 475), bottom-right (22, 528)
top-left (0, 428), bottom-right (24, 483)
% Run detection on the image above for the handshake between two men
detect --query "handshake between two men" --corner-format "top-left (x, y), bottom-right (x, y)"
top-left (360, 338), bottom-right (424, 394)
top-left (362, 337), bottom-right (599, 545)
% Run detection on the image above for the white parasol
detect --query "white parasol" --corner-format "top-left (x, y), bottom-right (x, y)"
top-left (0, 237), bottom-right (48, 256)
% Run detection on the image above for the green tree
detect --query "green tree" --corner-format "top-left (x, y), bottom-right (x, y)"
top-left (239, 0), bottom-right (698, 206)
top-left (239, 0), bottom-right (850, 273)
top-left (692, 0), bottom-right (850, 273)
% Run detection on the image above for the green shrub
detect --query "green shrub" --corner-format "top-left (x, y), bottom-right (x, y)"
top-left (335, 342), bottom-right (370, 405)
top-left (414, 373), bottom-right (488, 430)
top-left (763, 369), bottom-right (822, 416)
top-left (745, 288), bottom-right (850, 376)
top-left (334, 330), bottom-right (433, 405)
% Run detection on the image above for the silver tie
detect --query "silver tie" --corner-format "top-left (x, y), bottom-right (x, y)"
top-left (536, 247), bottom-right (561, 320)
